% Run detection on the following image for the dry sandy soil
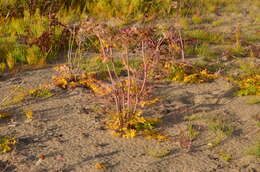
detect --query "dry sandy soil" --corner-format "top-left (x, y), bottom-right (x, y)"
top-left (0, 65), bottom-right (259, 172)
top-left (1, 0), bottom-right (260, 171)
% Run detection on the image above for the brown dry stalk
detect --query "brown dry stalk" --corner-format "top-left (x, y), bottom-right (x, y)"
top-left (178, 30), bottom-right (185, 62)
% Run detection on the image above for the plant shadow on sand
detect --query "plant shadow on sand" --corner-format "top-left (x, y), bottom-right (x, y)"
top-left (154, 83), bottom-right (237, 128)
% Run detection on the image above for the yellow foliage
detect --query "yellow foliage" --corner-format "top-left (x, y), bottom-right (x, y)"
top-left (107, 116), bottom-right (122, 131)
top-left (6, 53), bottom-right (16, 69)
top-left (69, 81), bottom-right (80, 88)
top-left (24, 109), bottom-right (33, 119)
top-left (140, 98), bottom-right (160, 107)
top-left (143, 131), bottom-right (168, 141)
top-left (164, 62), bottom-right (172, 69)
top-left (26, 45), bottom-right (40, 65)
top-left (53, 77), bottom-right (69, 89)
top-left (169, 63), bottom-right (217, 83)
top-left (107, 111), bottom-right (163, 139)
top-left (111, 130), bottom-right (122, 137)
top-left (122, 129), bottom-right (136, 138)
top-left (0, 113), bottom-right (11, 119)
top-left (235, 74), bottom-right (260, 96)
top-left (53, 73), bottom-right (112, 96)
top-left (0, 62), bottom-right (6, 72)
top-left (95, 162), bottom-right (107, 169)
top-left (240, 75), bottom-right (260, 89)
top-left (81, 79), bottom-right (112, 96)
top-left (146, 118), bottom-right (162, 124)
top-left (29, 88), bottom-right (53, 98)
top-left (0, 137), bottom-right (16, 153)
top-left (182, 70), bottom-right (217, 83)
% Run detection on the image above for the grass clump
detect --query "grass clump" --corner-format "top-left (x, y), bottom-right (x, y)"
top-left (238, 60), bottom-right (260, 76)
top-left (247, 141), bottom-right (260, 158)
top-left (208, 133), bottom-right (227, 149)
top-left (219, 152), bottom-right (232, 162)
top-left (207, 117), bottom-right (234, 137)
top-left (0, 9), bottom-right (68, 70)
top-left (178, 0), bottom-right (241, 16)
top-left (195, 43), bottom-right (217, 60)
top-left (29, 88), bottom-right (53, 98)
top-left (191, 15), bottom-right (203, 24)
top-left (185, 30), bottom-right (224, 44)
top-left (0, 0), bottom-right (174, 21)
top-left (187, 123), bottom-right (200, 141)
top-left (179, 17), bottom-right (190, 30)
top-left (0, 113), bottom-right (11, 119)
top-left (146, 149), bottom-right (171, 158)
top-left (211, 19), bottom-right (225, 26)
top-left (206, 114), bottom-right (235, 148)
top-left (86, 0), bottom-right (174, 21)
top-left (184, 113), bottom-right (203, 121)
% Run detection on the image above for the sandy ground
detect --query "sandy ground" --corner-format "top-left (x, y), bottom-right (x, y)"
top-left (0, 66), bottom-right (259, 172)
top-left (1, 0), bottom-right (260, 171)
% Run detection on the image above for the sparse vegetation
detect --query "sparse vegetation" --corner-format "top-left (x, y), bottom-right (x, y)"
top-left (146, 149), bottom-right (171, 158)
top-left (95, 162), bottom-right (107, 169)
top-left (24, 109), bottom-right (33, 120)
top-left (247, 141), bottom-right (260, 158)
top-left (246, 96), bottom-right (260, 104)
top-left (208, 133), bottom-right (227, 149)
top-left (205, 114), bottom-right (235, 149)
top-left (225, 59), bottom-right (260, 97)
top-left (219, 152), bottom-right (232, 162)
top-left (207, 116), bottom-right (234, 137)
top-left (0, 137), bottom-right (16, 153)
top-left (1, 86), bottom-right (54, 107)
top-left (252, 114), bottom-right (260, 127)
top-left (1, 87), bottom-right (29, 106)
top-left (167, 62), bottom-right (217, 83)
top-left (29, 88), bottom-right (53, 98)
top-left (0, 113), bottom-right (11, 119)
top-left (0, 0), bottom-right (260, 170)
top-left (187, 123), bottom-right (200, 141)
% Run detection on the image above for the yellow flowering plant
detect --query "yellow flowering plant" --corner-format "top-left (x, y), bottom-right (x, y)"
top-left (169, 63), bottom-right (217, 83)
top-left (236, 74), bottom-right (260, 96)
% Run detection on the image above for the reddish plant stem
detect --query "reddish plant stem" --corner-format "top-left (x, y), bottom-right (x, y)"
top-left (133, 41), bottom-right (147, 114)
